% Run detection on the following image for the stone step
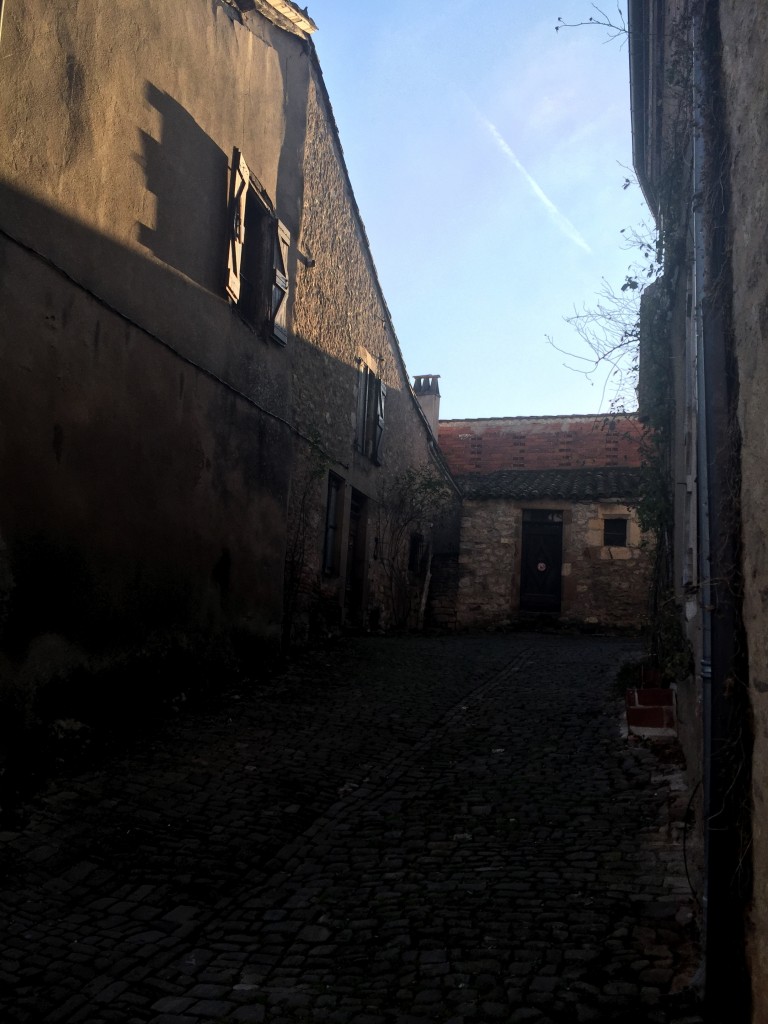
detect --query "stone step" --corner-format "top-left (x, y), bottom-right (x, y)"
top-left (626, 686), bottom-right (677, 738)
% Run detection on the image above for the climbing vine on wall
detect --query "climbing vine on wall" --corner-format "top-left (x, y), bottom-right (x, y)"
top-left (375, 468), bottom-right (451, 631)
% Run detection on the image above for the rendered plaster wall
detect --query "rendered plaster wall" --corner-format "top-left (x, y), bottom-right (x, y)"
top-left (0, 237), bottom-right (289, 647)
top-left (0, 0), bottom-right (310, 390)
top-left (0, 0), bottom-right (315, 652)
top-left (720, 3), bottom-right (768, 1012)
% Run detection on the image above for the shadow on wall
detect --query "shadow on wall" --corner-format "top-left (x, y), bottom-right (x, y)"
top-left (0, 179), bottom-right (293, 654)
top-left (136, 83), bottom-right (229, 292)
top-left (0, 174), bottom-right (434, 657)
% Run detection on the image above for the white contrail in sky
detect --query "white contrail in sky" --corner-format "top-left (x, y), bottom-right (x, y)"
top-left (480, 116), bottom-right (592, 254)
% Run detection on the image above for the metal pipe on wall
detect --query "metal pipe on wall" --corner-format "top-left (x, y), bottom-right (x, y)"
top-left (691, 1), bottom-right (712, 958)
top-left (694, 4), bottom-right (750, 1017)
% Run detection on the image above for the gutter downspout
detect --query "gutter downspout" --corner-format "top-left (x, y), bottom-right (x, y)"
top-left (691, 1), bottom-right (713, 966)
top-left (694, 7), bottom-right (750, 1017)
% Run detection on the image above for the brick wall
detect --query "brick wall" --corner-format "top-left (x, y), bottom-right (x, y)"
top-left (439, 415), bottom-right (644, 475)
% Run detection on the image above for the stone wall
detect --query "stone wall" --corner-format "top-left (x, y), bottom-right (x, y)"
top-left (566, 503), bottom-right (652, 627)
top-left (0, 0), bottom-right (446, 676)
top-left (426, 555), bottom-right (461, 631)
top-left (455, 499), bottom-right (651, 631)
top-left (439, 415), bottom-right (652, 632)
top-left (286, 71), bottom-right (445, 635)
top-left (456, 501), bottom-right (520, 629)
top-left (720, 2), bottom-right (768, 1012)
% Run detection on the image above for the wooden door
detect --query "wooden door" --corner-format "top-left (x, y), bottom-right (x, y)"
top-left (520, 510), bottom-right (563, 613)
top-left (344, 489), bottom-right (367, 626)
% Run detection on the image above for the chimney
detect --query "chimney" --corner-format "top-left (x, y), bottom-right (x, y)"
top-left (413, 375), bottom-right (441, 436)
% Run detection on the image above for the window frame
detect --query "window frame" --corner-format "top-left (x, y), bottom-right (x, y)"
top-left (226, 148), bottom-right (290, 345)
top-left (603, 516), bottom-right (628, 547)
top-left (356, 349), bottom-right (386, 465)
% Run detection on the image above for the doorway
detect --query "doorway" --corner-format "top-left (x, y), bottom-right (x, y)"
top-left (520, 509), bottom-right (563, 613)
top-left (344, 489), bottom-right (368, 626)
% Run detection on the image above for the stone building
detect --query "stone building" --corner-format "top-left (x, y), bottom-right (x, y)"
top-left (629, 0), bottom-right (768, 1016)
top-left (0, 0), bottom-right (450, 703)
top-left (436, 415), bottom-right (652, 630)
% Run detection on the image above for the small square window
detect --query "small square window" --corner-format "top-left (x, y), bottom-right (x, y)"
top-left (604, 517), bottom-right (628, 547)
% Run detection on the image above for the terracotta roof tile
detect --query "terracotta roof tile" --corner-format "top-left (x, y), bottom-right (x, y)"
top-left (456, 466), bottom-right (642, 501)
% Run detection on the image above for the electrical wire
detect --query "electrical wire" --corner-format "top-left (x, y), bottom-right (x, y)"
top-left (0, 224), bottom-right (349, 469)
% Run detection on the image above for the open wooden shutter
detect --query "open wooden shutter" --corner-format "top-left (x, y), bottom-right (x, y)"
top-left (372, 379), bottom-right (387, 465)
top-left (356, 363), bottom-right (369, 452)
top-left (226, 149), bottom-right (250, 303)
top-left (271, 219), bottom-right (290, 344)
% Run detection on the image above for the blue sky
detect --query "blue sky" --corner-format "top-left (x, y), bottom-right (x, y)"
top-left (306, 1), bottom-right (649, 420)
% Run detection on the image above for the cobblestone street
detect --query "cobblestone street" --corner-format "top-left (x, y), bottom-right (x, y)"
top-left (0, 633), bottom-right (702, 1024)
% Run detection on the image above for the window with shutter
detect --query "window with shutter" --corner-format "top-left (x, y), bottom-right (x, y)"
top-left (372, 379), bottom-right (386, 465)
top-left (271, 220), bottom-right (290, 345)
top-left (226, 151), bottom-right (249, 304)
top-left (356, 350), bottom-right (385, 464)
top-left (226, 148), bottom-right (291, 343)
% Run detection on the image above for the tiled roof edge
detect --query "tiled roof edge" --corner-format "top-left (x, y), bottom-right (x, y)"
top-left (457, 466), bottom-right (643, 501)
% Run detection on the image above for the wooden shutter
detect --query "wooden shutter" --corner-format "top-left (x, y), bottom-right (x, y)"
top-left (271, 219), bottom-right (290, 344)
top-left (372, 380), bottom-right (387, 465)
top-left (226, 149), bottom-right (250, 303)
top-left (356, 364), bottom-right (369, 452)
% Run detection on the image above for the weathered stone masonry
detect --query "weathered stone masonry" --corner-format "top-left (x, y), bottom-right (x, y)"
top-left (0, 0), bottom-right (449, 705)
top-left (436, 416), bottom-right (653, 631)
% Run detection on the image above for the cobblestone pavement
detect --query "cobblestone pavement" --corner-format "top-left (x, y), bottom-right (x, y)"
top-left (0, 633), bottom-right (703, 1024)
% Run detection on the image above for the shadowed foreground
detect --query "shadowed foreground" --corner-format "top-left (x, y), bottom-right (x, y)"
top-left (0, 633), bottom-right (702, 1023)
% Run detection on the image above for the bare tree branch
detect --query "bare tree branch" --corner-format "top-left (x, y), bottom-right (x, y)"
top-left (546, 208), bottom-right (661, 412)
top-left (555, 3), bottom-right (628, 43)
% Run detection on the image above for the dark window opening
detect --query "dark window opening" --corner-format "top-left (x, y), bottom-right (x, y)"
top-left (604, 517), bottom-right (628, 547)
top-left (357, 358), bottom-right (386, 464)
top-left (408, 531), bottom-right (424, 574)
top-left (238, 188), bottom-right (272, 331)
top-left (226, 147), bottom-right (290, 344)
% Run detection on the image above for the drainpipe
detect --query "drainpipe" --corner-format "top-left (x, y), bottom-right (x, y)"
top-left (691, 0), bottom-right (712, 955)
top-left (693, 7), bottom-right (750, 1018)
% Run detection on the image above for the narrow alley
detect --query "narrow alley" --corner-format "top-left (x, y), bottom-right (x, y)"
top-left (0, 634), bottom-right (701, 1024)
